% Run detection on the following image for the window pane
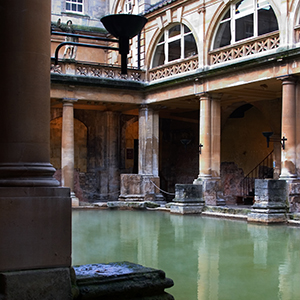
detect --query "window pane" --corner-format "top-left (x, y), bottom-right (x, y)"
top-left (184, 25), bottom-right (191, 34)
top-left (169, 25), bottom-right (181, 38)
top-left (78, 0), bottom-right (83, 2)
top-left (258, 7), bottom-right (278, 35)
top-left (236, 14), bottom-right (253, 41)
top-left (236, 0), bottom-right (253, 15)
top-left (222, 9), bottom-right (230, 21)
top-left (168, 40), bottom-right (181, 62)
top-left (78, 4), bottom-right (83, 12)
top-left (213, 21), bottom-right (231, 48)
top-left (152, 44), bottom-right (165, 68)
top-left (66, 3), bottom-right (70, 10)
top-left (158, 35), bottom-right (164, 43)
top-left (184, 34), bottom-right (197, 57)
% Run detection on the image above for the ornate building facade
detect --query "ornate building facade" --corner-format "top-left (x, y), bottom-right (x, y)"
top-left (50, 0), bottom-right (300, 213)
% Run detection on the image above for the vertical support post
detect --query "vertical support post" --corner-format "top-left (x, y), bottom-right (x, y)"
top-left (280, 77), bottom-right (297, 179)
top-left (138, 105), bottom-right (159, 176)
top-left (104, 111), bottom-right (120, 201)
top-left (211, 97), bottom-right (221, 178)
top-left (62, 98), bottom-right (79, 206)
top-left (194, 94), bottom-right (224, 206)
top-left (0, 1), bottom-right (72, 297)
top-left (197, 94), bottom-right (212, 179)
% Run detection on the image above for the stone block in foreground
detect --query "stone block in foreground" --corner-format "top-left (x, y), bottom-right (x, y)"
top-left (248, 179), bottom-right (287, 223)
top-left (73, 262), bottom-right (174, 300)
top-left (0, 268), bottom-right (72, 300)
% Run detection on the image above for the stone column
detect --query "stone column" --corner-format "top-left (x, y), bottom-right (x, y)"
top-left (103, 111), bottom-right (120, 201)
top-left (119, 105), bottom-right (162, 202)
top-left (139, 105), bottom-right (159, 176)
top-left (0, 0), bottom-right (71, 297)
top-left (211, 97), bottom-right (221, 178)
top-left (280, 77), bottom-right (297, 179)
top-left (62, 98), bottom-right (79, 206)
top-left (197, 94), bottom-right (212, 179)
top-left (194, 94), bottom-right (224, 206)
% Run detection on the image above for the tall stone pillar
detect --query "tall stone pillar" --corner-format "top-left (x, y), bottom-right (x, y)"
top-left (102, 111), bottom-right (120, 201)
top-left (211, 97), bottom-right (221, 178)
top-left (197, 94), bottom-right (212, 179)
top-left (62, 98), bottom-right (79, 206)
top-left (139, 105), bottom-right (159, 176)
top-left (0, 1), bottom-right (72, 298)
top-left (119, 105), bottom-right (162, 202)
top-left (280, 77), bottom-right (297, 179)
top-left (194, 94), bottom-right (224, 206)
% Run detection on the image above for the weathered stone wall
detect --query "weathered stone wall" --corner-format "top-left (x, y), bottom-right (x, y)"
top-left (220, 162), bottom-right (244, 204)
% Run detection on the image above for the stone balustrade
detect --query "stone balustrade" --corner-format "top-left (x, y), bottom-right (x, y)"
top-left (209, 32), bottom-right (280, 65)
top-left (51, 60), bottom-right (146, 82)
top-left (148, 55), bottom-right (199, 82)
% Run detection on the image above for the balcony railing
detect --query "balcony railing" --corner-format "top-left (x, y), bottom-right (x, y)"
top-left (209, 32), bottom-right (280, 65)
top-left (51, 60), bottom-right (146, 82)
top-left (148, 56), bottom-right (199, 82)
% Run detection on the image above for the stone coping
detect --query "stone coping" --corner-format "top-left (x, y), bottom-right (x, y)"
top-left (73, 262), bottom-right (174, 300)
top-left (73, 202), bottom-right (300, 226)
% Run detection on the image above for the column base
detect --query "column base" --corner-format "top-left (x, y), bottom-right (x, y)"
top-left (0, 163), bottom-right (60, 187)
top-left (170, 184), bottom-right (204, 214)
top-left (0, 267), bottom-right (72, 300)
top-left (247, 179), bottom-right (287, 224)
top-left (0, 186), bottom-right (71, 272)
top-left (71, 192), bottom-right (79, 207)
top-left (118, 174), bottom-right (164, 202)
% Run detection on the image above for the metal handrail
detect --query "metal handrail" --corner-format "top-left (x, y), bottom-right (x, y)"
top-left (240, 150), bottom-right (274, 198)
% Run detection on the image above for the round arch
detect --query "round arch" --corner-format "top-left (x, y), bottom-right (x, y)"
top-left (291, 0), bottom-right (300, 42)
top-left (146, 21), bottom-right (199, 70)
top-left (205, 0), bottom-right (281, 64)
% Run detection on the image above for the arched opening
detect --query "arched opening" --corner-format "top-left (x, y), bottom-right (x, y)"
top-left (213, 0), bottom-right (278, 49)
top-left (152, 23), bottom-right (198, 68)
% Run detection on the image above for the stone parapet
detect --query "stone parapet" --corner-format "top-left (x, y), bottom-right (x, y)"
top-left (248, 179), bottom-right (288, 223)
top-left (170, 184), bottom-right (204, 214)
top-left (73, 262), bottom-right (174, 300)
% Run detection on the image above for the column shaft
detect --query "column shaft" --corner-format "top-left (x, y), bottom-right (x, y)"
top-left (61, 100), bottom-right (76, 190)
top-left (0, 0), bottom-right (58, 186)
top-left (198, 94), bottom-right (212, 178)
top-left (138, 106), bottom-right (159, 175)
top-left (0, 0), bottom-right (71, 274)
top-left (211, 98), bottom-right (221, 178)
top-left (280, 77), bottom-right (297, 178)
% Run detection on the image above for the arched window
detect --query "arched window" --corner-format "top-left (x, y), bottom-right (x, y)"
top-left (152, 24), bottom-right (197, 68)
top-left (213, 0), bottom-right (278, 49)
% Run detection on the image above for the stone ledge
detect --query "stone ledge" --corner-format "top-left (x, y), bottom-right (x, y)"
top-left (0, 268), bottom-right (72, 300)
top-left (73, 262), bottom-right (174, 300)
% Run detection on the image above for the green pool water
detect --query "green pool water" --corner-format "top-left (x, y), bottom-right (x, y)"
top-left (72, 209), bottom-right (300, 300)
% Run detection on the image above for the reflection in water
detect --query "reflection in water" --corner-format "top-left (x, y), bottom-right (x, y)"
top-left (72, 210), bottom-right (300, 300)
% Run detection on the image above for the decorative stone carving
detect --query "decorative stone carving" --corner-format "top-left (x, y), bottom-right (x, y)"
top-left (209, 32), bottom-right (280, 65)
